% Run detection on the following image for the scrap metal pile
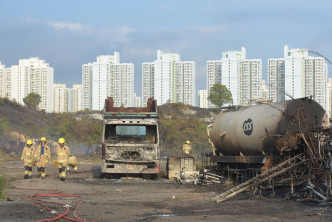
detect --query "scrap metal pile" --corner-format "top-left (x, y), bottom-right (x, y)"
top-left (208, 98), bottom-right (332, 203)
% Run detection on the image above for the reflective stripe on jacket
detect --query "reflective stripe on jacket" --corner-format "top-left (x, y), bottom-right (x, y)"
top-left (56, 145), bottom-right (70, 162)
top-left (21, 146), bottom-right (36, 162)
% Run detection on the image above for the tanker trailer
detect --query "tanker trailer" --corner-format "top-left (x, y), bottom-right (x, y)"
top-left (210, 97), bottom-right (330, 170)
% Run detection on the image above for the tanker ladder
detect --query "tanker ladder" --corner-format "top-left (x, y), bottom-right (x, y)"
top-left (211, 153), bottom-right (308, 203)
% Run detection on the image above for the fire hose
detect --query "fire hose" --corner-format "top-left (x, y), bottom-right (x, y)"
top-left (13, 187), bottom-right (86, 222)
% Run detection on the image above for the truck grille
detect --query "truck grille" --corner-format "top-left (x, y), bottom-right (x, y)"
top-left (121, 151), bottom-right (141, 160)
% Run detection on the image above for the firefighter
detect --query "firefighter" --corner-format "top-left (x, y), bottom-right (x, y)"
top-left (35, 137), bottom-right (51, 179)
top-left (55, 138), bottom-right (70, 181)
top-left (183, 140), bottom-right (192, 155)
top-left (67, 154), bottom-right (78, 173)
top-left (21, 139), bottom-right (35, 179)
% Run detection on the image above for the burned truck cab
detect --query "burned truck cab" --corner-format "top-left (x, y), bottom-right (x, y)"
top-left (101, 97), bottom-right (160, 176)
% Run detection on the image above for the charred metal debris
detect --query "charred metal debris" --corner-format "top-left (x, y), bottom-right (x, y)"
top-left (204, 98), bottom-right (332, 203)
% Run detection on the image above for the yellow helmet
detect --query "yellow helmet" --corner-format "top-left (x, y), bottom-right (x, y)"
top-left (58, 138), bottom-right (65, 144)
top-left (26, 140), bottom-right (33, 145)
top-left (40, 137), bottom-right (46, 142)
top-left (186, 140), bottom-right (190, 144)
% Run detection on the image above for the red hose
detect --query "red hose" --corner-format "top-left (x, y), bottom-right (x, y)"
top-left (13, 187), bottom-right (86, 222)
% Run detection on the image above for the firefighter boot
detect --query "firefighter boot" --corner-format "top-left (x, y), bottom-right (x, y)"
top-left (60, 166), bottom-right (66, 181)
top-left (24, 166), bottom-right (29, 179)
top-left (41, 167), bottom-right (46, 179)
top-left (37, 167), bottom-right (42, 176)
top-left (28, 167), bottom-right (32, 179)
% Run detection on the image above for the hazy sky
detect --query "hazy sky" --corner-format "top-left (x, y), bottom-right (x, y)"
top-left (0, 0), bottom-right (331, 97)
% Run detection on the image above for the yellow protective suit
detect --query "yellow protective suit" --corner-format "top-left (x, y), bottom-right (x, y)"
top-left (21, 146), bottom-right (35, 178)
top-left (56, 145), bottom-right (70, 180)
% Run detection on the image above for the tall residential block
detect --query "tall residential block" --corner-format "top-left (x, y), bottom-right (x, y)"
top-left (142, 50), bottom-right (196, 106)
top-left (206, 47), bottom-right (262, 107)
top-left (133, 93), bottom-right (142, 107)
top-left (6, 58), bottom-right (54, 112)
top-left (198, 89), bottom-right (208, 108)
top-left (268, 45), bottom-right (328, 111)
top-left (261, 80), bottom-right (269, 101)
top-left (82, 63), bottom-right (93, 110)
top-left (268, 59), bottom-right (285, 102)
top-left (206, 60), bottom-right (222, 108)
top-left (68, 84), bottom-right (82, 112)
top-left (238, 59), bottom-right (262, 105)
top-left (0, 61), bottom-right (6, 98)
top-left (53, 84), bottom-right (68, 113)
top-left (328, 78), bottom-right (332, 117)
top-left (142, 63), bottom-right (154, 106)
top-left (82, 52), bottom-right (134, 110)
top-left (174, 61), bottom-right (196, 106)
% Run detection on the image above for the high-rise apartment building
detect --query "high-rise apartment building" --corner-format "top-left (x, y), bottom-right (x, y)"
top-left (82, 52), bottom-right (134, 110)
top-left (6, 58), bottom-right (54, 112)
top-left (328, 78), bottom-right (332, 117)
top-left (82, 63), bottom-right (93, 110)
top-left (0, 61), bottom-right (6, 98)
top-left (133, 93), bottom-right (142, 107)
top-left (238, 59), bottom-right (262, 105)
top-left (268, 59), bottom-right (285, 102)
top-left (268, 45), bottom-right (328, 111)
top-left (206, 60), bottom-right (222, 108)
top-left (261, 80), bottom-right (269, 101)
top-left (198, 89), bottom-right (208, 108)
top-left (206, 47), bottom-right (262, 107)
top-left (174, 61), bottom-right (196, 106)
top-left (53, 84), bottom-right (68, 113)
top-left (142, 50), bottom-right (196, 106)
top-left (68, 84), bottom-right (82, 112)
top-left (142, 63), bottom-right (154, 106)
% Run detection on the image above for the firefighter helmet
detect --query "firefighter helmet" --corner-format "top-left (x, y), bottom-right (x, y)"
top-left (58, 138), bottom-right (65, 144)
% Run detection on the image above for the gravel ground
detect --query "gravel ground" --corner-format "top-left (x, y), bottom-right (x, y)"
top-left (0, 160), bottom-right (331, 222)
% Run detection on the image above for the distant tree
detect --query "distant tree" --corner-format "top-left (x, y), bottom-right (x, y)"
top-left (23, 92), bottom-right (41, 109)
top-left (208, 83), bottom-right (233, 108)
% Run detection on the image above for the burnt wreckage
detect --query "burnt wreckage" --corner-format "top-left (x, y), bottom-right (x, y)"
top-left (101, 97), bottom-right (160, 178)
top-left (206, 97), bottom-right (332, 202)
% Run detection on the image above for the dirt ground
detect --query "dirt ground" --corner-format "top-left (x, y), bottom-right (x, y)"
top-left (0, 160), bottom-right (331, 222)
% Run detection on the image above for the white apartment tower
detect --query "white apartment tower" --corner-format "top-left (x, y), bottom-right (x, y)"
top-left (268, 45), bottom-right (328, 111)
top-left (53, 84), bottom-right (68, 113)
top-left (206, 47), bottom-right (262, 107)
top-left (154, 50), bottom-right (180, 105)
top-left (206, 60), bottom-right (222, 108)
top-left (238, 59), bottom-right (262, 105)
top-left (142, 50), bottom-right (196, 106)
top-left (0, 62), bottom-right (6, 98)
top-left (268, 59), bottom-right (285, 102)
top-left (82, 52), bottom-right (134, 110)
top-left (133, 93), bottom-right (142, 107)
top-left (328, 78), bottom-right (332, 117)
top-left (198, 89), bottom-right (208, 108)
top-left (261, 80), bottom-right (269, 101)
top-left (110, 63), bottom-right (134, 107)
top-left (82, 63), bottom-right (93, 110)
top-left (142, 63), bottom-right (154, 106)
top-left (68, 84), bottom-right (82, 112)
top-left (6, 58), bottom-right (54, 112)
top-left (174, 61), bottom-right (196, 106)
